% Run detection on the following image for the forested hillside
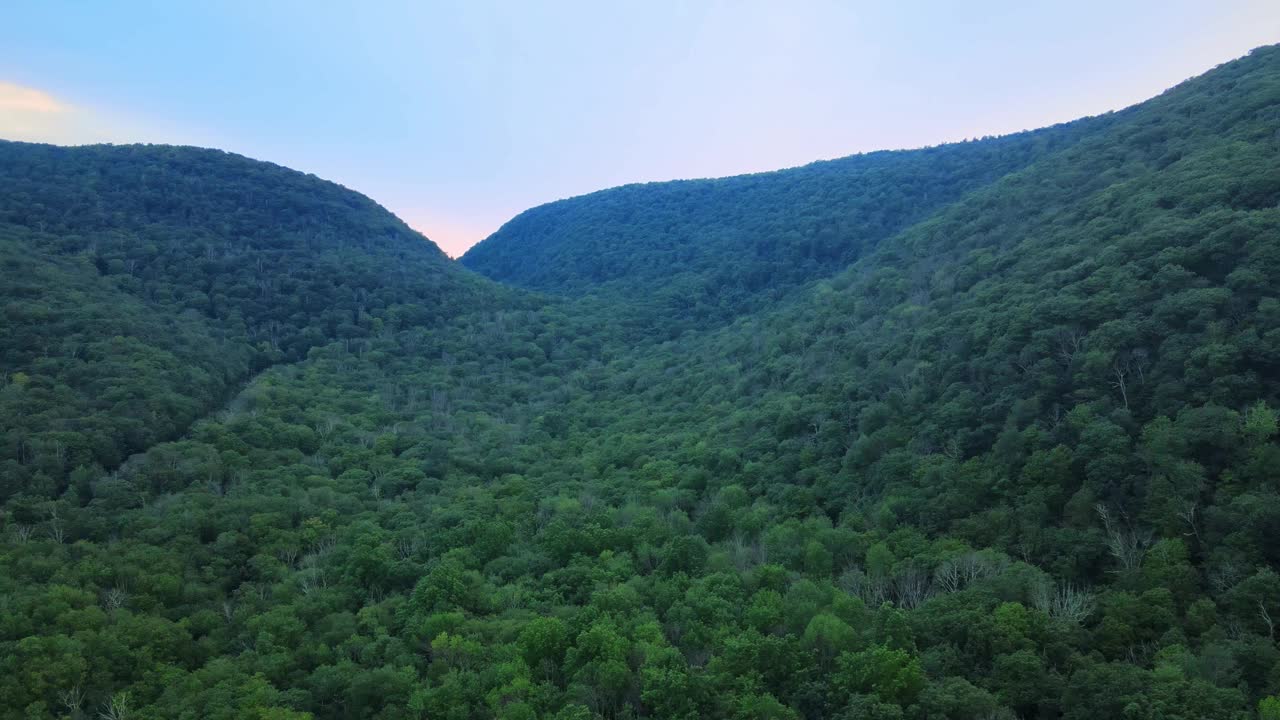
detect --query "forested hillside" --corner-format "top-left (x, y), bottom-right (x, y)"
top-left (4, 45), bottom-right (1280, 720)
top-left (0, 141), bottom-right (495, 505)
top-left (460, 118), bottom-right (1107, 333)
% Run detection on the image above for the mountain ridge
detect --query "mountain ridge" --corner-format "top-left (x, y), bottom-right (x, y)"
top-left (461, 45), bottom-right (1279, 334)
top-left (0, 139), bottom-right (509, 504)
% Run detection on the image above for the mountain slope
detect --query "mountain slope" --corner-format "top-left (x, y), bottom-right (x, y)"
top-left (0, 141), bottom-right (465, 359)
top-left (461, 109), bottom-right (1109, 331)
top-left (572, 41), bottom-right (1280, 538)
top-left (0, 141), bottom-right (496, 505)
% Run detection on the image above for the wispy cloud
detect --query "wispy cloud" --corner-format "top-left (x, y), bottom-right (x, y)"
top-left (0, 82), bottom-right (68, 114)
top-left (0, 81), bottom-right (122, 145)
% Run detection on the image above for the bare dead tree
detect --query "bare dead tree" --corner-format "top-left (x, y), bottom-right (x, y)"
top-left (102, 586), bottom-right (129, 611)
top-left (1124, 641), bottom-right (1157, 666)
top-left (276, 546), bottom-right (299, 568)
top-left (99, 691), bottom-right (132, 720)
top-left (837, 566), bottom-right (865, 596)
top-left (1055, 328), bottom-right (1085, 365)
top-left (1033, 581), bottom-right (1096, 624)
top-left (1097, 504), bottom-right (1151, 573)
top-left (310, 535), bottom-right (337, 557)
top-left (1014, 540), bottom-right (1036, 564)
top-left (1179, 500), bottom-right (1202, 544)
top-left (727, 534), bottom-right (756, 571)
top-left (316, 416), bottom-right (339, 439)
top-left (1111, 361), bottom-right (1130, 410)
top-left (58, 685), bottom-right (84, 717)
top-left (893, 566), bottom-right (934, 609)
top-left (1130, 348), bottom-right (1150, 385)
top-left (934, 552), bottom-right (1000, 593)
top-left (1209, 561), bottom-right (1246, 595)
top-left (297, 567), bottom-right (328, 596)
top-left (839, 566), bottom-right (890, 606)
top-left (395, 537), bottom-right (419, 561)
top-left (934, 560), bottom-right (966, 594)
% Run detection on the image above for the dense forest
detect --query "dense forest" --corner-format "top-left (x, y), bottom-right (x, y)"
top-left (460, 118), bottom-right (1106, 334)
top-left (3, 45), bottom-right (1280, 720)
top-left (0, 143), bottom-right (499, 505)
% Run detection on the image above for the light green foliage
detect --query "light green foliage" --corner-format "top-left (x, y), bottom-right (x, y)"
top-left (834, 645), bottom-right (926, 706)
top-left (802, 613), bottom-right (859, 664)
top-left (518, 617), bottom-right (570, 673)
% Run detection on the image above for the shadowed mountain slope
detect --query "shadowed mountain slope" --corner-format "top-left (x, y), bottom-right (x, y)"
top-left (0, 141), bottom-right (498, 502)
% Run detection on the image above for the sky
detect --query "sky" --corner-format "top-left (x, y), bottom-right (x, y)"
top-left (2, 2), bottom-right (1278, 257)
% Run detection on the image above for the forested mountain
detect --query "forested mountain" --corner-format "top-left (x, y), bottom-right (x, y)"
top-left (460, 123), bottom-right (1105, 333)
top-left (4, 45), bottom-right (1280, 720)
top-left (0, 141), bottom-right (499, 506)
top-left (459, 113), bottom-right (1120, 334)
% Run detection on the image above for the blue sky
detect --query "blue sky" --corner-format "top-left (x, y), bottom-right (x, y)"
top-left (2, 1), bottom-right (1277, 256)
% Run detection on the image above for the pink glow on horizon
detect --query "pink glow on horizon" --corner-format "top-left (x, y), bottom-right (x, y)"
top-left (399, 209), bottom-right (495, 259)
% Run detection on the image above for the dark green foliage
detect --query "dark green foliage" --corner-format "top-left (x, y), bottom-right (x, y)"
top-left (0, 141), bottom-right (494, 505)
top-left (461, 119), bottom-right (1106, 335)
top-left (4, 45), bottom-right (1280, 720)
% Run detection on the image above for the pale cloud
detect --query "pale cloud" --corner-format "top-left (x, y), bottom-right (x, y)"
top-left (0, 82), bottom-right (67, 114)
top-left (0, 80), bottom-right (124, 145)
